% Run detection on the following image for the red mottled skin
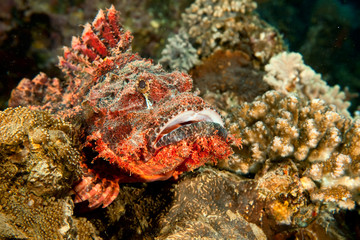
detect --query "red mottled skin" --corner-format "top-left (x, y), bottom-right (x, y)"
top-left (9, 6), bottom-right (240, 208)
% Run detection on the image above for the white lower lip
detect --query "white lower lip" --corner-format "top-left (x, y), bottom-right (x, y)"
top-left (158, 109), bottom-right (224, 136)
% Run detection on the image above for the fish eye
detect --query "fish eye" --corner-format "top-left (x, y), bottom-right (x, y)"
top-left (136, 77), bottom-right (150, 94)
top-left (138, 80), bottom-right (146, 89)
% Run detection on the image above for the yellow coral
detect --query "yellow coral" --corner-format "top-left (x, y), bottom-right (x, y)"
top-left (0, 106), bottom-right (81, 196)
top-left (0, 107), bottom-right (101, 239)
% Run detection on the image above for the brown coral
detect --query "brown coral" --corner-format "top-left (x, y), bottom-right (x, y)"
top-left (155, 167), bottom-right (267, 239)
top-left (1, 195), bottom-right (73, 239)
top-left (155, 165), bottom-right (343, 239)
top-left (190, 49), bottom-right (269, 103)
top-left (0, 106), bottom-right (81, 196)
top-left (179, 0), bottom-right (284, 63)
top-left (0, 192), bottom-right (101, 240)
top-left (0, 106), bottom-right (101, 239)
top-left (255, 160), bottom-right (318, 227)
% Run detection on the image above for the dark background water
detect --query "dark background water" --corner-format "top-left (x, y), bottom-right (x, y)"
top-left (257, 0), bottom-right (360, 113)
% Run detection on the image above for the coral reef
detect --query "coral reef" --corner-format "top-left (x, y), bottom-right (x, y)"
top-left (264, 51), bottom-right (353, 117)
top-left (2, 1), bottom-right (360, 239)
top-left (219, 90), bottom-right (360, 211)
top-left (256, 0), bottom-right (360, 113)
top-left (0, 106), bottom-right (81, 196)
top-left (160, 0), bottom-right (285, 72)
top-left (159, 30), bottom-right (200, 72)
top-left (9, 6), bottom-right (237, 209)
top-left (190, 49), bottom-right (269, 103)
top-left (0, 106), bottom-right (99, 239)
top-left (86, 166), bottom-right (349, 239)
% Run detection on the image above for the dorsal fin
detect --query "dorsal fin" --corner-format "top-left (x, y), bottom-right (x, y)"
top-left (58, 5), bottom-right (136, 79)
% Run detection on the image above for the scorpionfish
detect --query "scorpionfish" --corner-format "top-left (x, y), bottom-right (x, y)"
top-left (9, 6), bottom-right (240, 208)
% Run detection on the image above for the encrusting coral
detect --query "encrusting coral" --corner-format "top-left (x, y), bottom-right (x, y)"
top-left (156, 165), bottom-right (348, 239)
top-left (183, 0), bottom-right (257, 55)
top-left (0, 193), bottom-right (101, 240)
top-left (0, 106), bottom-right (100, 239)
top-left (156, 167), bottom-right (267, 239)
top-left (189, 49), bottom-right (269, 103)
top-left (219, 90), bottom-right (360, 211)
top-left (263, 51), bottom-right (352, 117)
top-left (181, 0), bottom-right (285, 62)
top-left (0, 106), bottom-right (81, 196)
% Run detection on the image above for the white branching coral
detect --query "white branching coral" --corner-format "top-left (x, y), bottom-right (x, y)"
top-left (264, 52), bottom-right (351, 117)
top-left (220, 90), bottom-right (360, 211)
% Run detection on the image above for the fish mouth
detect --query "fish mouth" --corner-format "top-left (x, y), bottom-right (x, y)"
top-left (153, 108), bottom-right (228, 149)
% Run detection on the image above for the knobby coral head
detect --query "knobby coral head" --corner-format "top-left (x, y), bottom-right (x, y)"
top-left (9, 5), bottom-right (240, 209)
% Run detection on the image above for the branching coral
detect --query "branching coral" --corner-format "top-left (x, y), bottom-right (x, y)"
top-left (263, 52), bottom-right (352, 117)
top-left (159, 30), bottom-right (200, 72)
top-left (220, 90), bottom-right (360, 211)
